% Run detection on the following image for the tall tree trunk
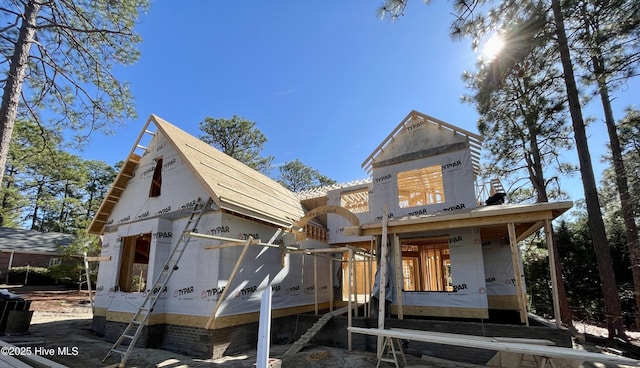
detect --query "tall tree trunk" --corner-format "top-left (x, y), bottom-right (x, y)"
top-left (0, 0), bottom-right (40, 187)
top-left (592, 53), bottom-right (640, 328)
top-left (59, 180), bottom-right (68, 225)
top-left (551, 0), bottom-right (626, 339)
top-left (0, 165), bottom-right (17, 227)
top-left (527, 115), bottom-right (573, 325)
top-left (31, 182), bottom-right (43, 231)
top-left (86, 188), bottom-right (94, 219)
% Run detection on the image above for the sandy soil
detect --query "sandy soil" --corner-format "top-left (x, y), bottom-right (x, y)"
top-left (1, 285), bottom-right (639, 368)
top-left (1, 285), bottom-right (437, 367)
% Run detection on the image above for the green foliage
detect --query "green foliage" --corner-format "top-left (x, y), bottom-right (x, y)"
top-left (1, 119), bottom-right (117, 232)
top-left (277, 159), bottom-right (337, 192)
top-left (47, 261), bottom-right (85, 285)
top-left (459, 3), bottom-right (575, 203)
top-left (7, 266), bottom-right (54, 285)
top-left (570, 0), bottom-right (640, 103)
top-left (199, 115), bottom-right (274, 174)
top-left (616, 108), bottom-right (640, 210)
top-left (523, 240), bottom-right (553, 318)
top-left (523, 220), bottom-right (607, 322)
top-left (0, 0), bottom-right (150, 144)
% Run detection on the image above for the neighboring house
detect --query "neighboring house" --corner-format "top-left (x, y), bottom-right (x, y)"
top-left (88, 111), bottom-right (570, 358)
top-left (0, 227), bottom-right (73, 282)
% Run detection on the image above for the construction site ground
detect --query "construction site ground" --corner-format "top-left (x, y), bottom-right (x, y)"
top-left (0, 285), bottom-right (639, 368)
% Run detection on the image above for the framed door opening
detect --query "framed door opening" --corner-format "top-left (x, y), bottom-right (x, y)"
top-left (401, 236), bottom-right (452, 292)
top-left (118, 233), bottom-right (151, 292)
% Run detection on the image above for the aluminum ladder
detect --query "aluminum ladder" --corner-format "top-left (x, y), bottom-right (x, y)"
top-left (103, 197), bottom-right (212, 367)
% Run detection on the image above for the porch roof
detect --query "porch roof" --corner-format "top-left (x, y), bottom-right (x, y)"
top-left (347, 201), bottom-right (573, 241)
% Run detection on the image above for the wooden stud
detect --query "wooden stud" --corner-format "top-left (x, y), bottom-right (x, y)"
top-left (545, 219), bottom-right (562, 328)
top-left (377, 205), bottom-right (389, 358)
top-left (347, 248), bottom-right (353, 352)
top-left (508, 223), bottom-right (528, 325)
top-left (85, 256), bottom-right (112, 262)
top-left (205, 237), bottom-right (252, 329)
top-left (393, 233), bottom-right (403, 320)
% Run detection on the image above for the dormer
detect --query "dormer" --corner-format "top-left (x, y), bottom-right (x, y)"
top-left (361, 110), bottom-right (482, 220)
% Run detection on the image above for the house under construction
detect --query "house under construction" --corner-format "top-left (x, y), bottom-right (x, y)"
top-left (87, 110), bottom-right (572, 362)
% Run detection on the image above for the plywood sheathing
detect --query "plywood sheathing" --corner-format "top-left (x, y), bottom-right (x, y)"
top-left (88, 114), bottom-right (306, 234)
top-left (152, 115), bottom-right (304, 227)
top-left (361, 110), bottom-right (483, 174)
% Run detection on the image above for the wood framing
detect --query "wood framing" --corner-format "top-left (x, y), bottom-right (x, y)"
top-left (348, 327), bottom-right (640, 367)
top-left (89, 110), bottom-right (575, 361)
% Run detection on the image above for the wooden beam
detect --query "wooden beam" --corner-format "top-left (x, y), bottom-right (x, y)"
top-left (204, 238), bottom-right (260, 249)
top-left (85, 256), bottom-right (112, 262)
top-left (329, 256), bottom-right (334, 313)
top-left (516, 221), bottom-right (544, 242)
top-left (377, 205), bottom-right (389, 358)
top-left (314, 256), bottom-right (318, 315)
top-left (390, 305), bottom-right (488, 319)
top-left (347, 248), bottom-right (353, 352)
top-left (393, 233), bottom-right (403, 320)
top-left (205, 237), bottom-right (252, 329)
top-left (360, 210), bottom-right (556, 236)
top-left (348, 327), bottom-right (640, 367)
top-left (508, 223), bottom-right (528, 325)
top-left (545, 219), bottom-right (562, 328)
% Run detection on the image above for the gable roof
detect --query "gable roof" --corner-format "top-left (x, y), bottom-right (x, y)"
top-left (361, 110), bottom-right (482, 174)
top-left (88, 114), bottom-right (304, 234)
top-left (0, 227), bottom-right (72, 254)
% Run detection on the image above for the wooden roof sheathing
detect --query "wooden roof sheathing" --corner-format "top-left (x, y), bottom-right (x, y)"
top-left (361, 110), bottom-right (483, 174)
top-left (88, 114), bottom-right (304, 234)
top-left (152, 115), bottom-right (304, 226)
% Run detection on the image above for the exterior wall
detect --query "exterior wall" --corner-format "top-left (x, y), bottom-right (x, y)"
top-left (94, 212), bottom-right (334, 322)
top-left (369, 148), bottom-right (477, 222)
top-left (104, 129), bottom-right (208, 230)
top-left (393, 227), bottom-right (488, 315)
top-left (372, 115), bottom-right (470, 165)
top-left (482, 237), bottom-right (524, 311)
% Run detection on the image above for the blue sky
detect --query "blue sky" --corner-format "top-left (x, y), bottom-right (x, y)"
top-left (81, 1), bottom-right (638, 201)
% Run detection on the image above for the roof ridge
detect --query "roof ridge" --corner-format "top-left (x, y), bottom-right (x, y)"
top-left (295, 178), bottom-right (372, 200)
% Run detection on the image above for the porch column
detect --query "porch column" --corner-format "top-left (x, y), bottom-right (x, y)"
top-left (377, 206), bottom-right (389, 358)
top-left (393, 233), bottom-right (403, 320)
top-left (544, 219), bottom-right (562, 328)
top-left (508, 222), bottom-right (528, 325)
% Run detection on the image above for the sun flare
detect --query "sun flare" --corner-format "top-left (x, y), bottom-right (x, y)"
top-left (482, 34), bottom-right (505, 61)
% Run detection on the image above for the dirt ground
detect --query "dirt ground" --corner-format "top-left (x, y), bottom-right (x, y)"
top-left (1, 285), bottom-right (639, 368)
top-left (0, 285), bottom-right (441, 368)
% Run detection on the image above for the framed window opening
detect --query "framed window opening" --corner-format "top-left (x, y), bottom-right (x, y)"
top-left (149, 157), bottom-right (163, 197)
top-left (397, 165), bottom-right (444, 208)
top-left (340, 187), bottom-right (369, 214)
top-left (118, 233), bottom-right (151, 292)
top-left (401, 236), bottom-right (452, 292)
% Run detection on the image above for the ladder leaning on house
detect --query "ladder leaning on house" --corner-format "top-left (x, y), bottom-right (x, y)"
top-left (103, 197), bottom-right (213, 368)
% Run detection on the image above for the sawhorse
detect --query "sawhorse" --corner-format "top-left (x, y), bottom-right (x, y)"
top-left (377, 336), bottom-right (407, 368)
